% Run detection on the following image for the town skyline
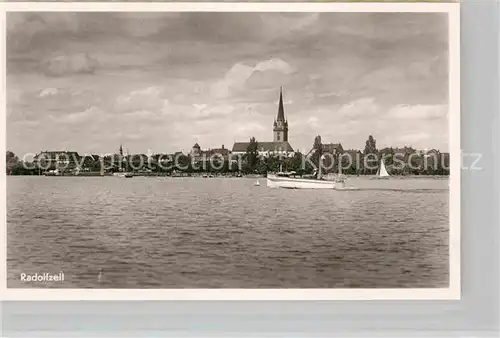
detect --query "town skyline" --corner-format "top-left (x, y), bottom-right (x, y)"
top-left (7, 12), bottom-right (449, 156)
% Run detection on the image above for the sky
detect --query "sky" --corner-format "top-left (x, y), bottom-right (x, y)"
top-left (6, 12), bottom-right (449, 157)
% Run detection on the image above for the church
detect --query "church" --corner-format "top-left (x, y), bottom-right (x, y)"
top-left (231, 87), bottom-right (295, 157)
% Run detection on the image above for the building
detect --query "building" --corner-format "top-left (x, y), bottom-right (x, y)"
top-left (190, 143), bottom-right (202, 158)
top-left (273, 87), bottom-right (288, 142)
top-left (33, 151), bottom-right (81, 171)
top-left (322, 143), bottom-right (344, 155)
top-left (343, 149), bottom-right (363, 173)
top-left (424, 149), bottom-right (449, 172)
top-left (231, 141), bottom-right (294, 157)
top-left (205, 145), bottom-right (231, 159)
top-left (393, 146), bottom-right (417, 156)
top-left (232, 87), bottom-right (294, 158)
top-left (190, 143), bottom-right (230, 159)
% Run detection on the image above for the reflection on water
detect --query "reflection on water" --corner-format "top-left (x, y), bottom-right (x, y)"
top-left (7, 176), bottom-right (449, 288)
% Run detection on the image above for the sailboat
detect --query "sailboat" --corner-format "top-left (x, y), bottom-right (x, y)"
top-left (334, 159), bottom-right (347, 189)
top-left (371, 159), bottom-right (390, 180)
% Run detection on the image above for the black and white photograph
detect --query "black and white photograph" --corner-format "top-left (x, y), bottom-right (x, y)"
top-left (2, 2), bottom-right (460, 300)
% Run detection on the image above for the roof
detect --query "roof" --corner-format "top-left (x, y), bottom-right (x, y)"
top-left (322, 143), bottom-right (344, 153)
top-left (344, 149), bottom-right (362, 157)
top-left (203, 148), bottom-right (231, 156)
top-left (193, 143), bottom-right (200, 149)
top-left (393, 147), bottom-right (417, 154)
top-left (34, 151), bottom-right (80, 160)
top-left (232, 141), bottom-right (294, 153)
top-left (129, 154), bottom-right (149, 159)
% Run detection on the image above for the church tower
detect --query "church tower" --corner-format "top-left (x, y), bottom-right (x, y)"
top-left (273, 87), bottom-right (288, 142)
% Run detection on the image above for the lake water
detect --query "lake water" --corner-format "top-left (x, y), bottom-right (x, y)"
top-left (7, 176), bottom-right (449, 288)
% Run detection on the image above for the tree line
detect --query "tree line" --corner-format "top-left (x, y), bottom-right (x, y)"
top-left (6, 135), bottom-right (449, 176)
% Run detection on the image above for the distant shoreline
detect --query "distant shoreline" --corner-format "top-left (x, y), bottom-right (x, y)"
top-left (7, 173), bottom-right (449, 179)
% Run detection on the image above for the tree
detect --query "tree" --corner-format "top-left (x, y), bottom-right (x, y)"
top-left (6, 150), bottom-right (19, 174)
top-left (245, 137), bottom-right (259, 173)
top-left (255, 158), bottom-right (267, 174)
top-left (176, 154), bottom-right (192, 172)
top-left (265, 155), bottom-right (281, 173)
top-left (363, 135), bottom-right (377, 154)
top-left (311, 135), bottom-right (323, 169)
top-left (288, 151), bottom-right (304, 174)
top-left (363, 135), bottom-right (378, 175)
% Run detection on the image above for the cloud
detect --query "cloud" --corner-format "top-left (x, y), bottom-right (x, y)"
top-left (39, 88), bottom-right (59, 97)
top-left (335, 98), bottom-right (380, 119)
top-left (397, 132), bottom-right (432, 144)
top-left (254, 58), bottom-right (295, 74)
top-left (41, 53), bottom-right (99, 77)
top-left (123, 110), bottom-right (161, 120)
top-left (236, 122), bottom-right (266, 134)
top-left (211, 63), bottom-right (254, 99)
top-left (9, 120), bottom-right (41, 129)
top-left (307, 116), bottom-right (319, 129)
top-left (315, 98), bottom-right (447, 124)
top-left (117, 13), bottom-right (176, 37)
top-left (386, 104), bottom-right (448, 120)
top-left (211, 58), bottom-right (294, 99)
top-left (194, 104), bottom-right (236, 121)
top-left (114, 86), bottom-right (168, 113)
top-left (6, 12), bottom-right (450, 155)
top-left (50, 105), bottom-right (103, 125)
top-left (114, 85), bottom-right (241, 127)
top-left (193, 104), bottom-right (208, 110)
top-left (7, 86), bottom-right (100, 124)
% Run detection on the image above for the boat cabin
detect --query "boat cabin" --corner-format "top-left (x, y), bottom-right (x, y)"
top-left (276, 170), bottom-right (297, 177)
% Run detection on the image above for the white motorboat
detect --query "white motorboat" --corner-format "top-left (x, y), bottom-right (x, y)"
top-left (267, 173), bottom-right (335, 189)
top-left (266, 157), bottom-right (357, 190)
top-left (114, 172), bottom-right (133, 178)
top-left (266, 161), bottom-right (336, 189)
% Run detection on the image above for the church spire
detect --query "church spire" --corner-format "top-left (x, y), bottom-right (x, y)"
top-left (277, 86), bottom-right (285, 122)
top-left (273, 86), bottom-right (288, 142)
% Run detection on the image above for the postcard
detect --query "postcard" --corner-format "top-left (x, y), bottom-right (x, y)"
top-left (1, 1), bottom-right (460, 300)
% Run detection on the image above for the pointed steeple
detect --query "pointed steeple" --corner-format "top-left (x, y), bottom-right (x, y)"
top-left (273, 86), bottom-right (289, 142)
top-left (119, 144), bottom-right (123, 156)
top-left (277, 86), bottom-right (285, 122)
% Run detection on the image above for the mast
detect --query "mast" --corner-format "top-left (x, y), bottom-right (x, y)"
top-left (338, 154), bottom-right (342, 176)
top-left (318, 155), bottom-right (322, 179)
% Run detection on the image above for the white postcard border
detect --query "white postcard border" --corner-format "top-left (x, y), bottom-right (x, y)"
top-left (0, 1), bottom-right (461, 301)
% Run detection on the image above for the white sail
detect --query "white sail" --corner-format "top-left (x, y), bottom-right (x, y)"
top-left (377, 160), bottom-right (390, 177)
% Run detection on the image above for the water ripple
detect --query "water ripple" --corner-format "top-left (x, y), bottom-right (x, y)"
top-left (7, 176), bottom-right (449, 288)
